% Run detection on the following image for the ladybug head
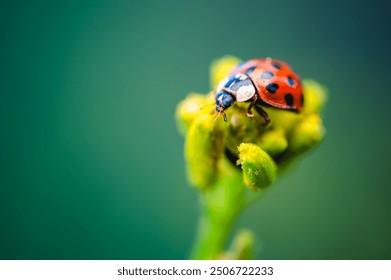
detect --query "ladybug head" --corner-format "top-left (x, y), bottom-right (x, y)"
top-left (214, 74), bottom-right (256, 121)
top-left (215, 74), bottom-right (256, 112)
top-left (215, 91), bottom-right (235, 114)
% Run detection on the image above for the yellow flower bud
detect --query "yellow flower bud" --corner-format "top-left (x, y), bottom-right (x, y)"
top-left (258, 128), bottom-right (288, 157)
top-left (238, 143), bottom-right (277, 191)
top-left (210, 56), bottom-right (242, 89)
top-left (302, 80), bottom-right (328, 115)
top-left (176, 93), bottom-right (210, 134)
top-left (185, 113), bottom-right (225, 190)
top-left (289, 114), bottom-right (325, 153)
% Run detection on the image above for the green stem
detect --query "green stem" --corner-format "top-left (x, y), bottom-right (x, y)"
top-left (190, 159), bottom-right (246, 259)
top-left (191, 207), bottom-right (235, 259)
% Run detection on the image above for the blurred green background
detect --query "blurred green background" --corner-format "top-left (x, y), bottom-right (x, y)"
top-left (1, 0), bottom-right (391, 259)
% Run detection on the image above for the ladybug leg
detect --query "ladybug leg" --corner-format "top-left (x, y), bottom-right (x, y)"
top-left (213, 108), bottom-right (228, 122)
top-left (254, 105), bottom-right (270, 125)
top-left (246, 95), bottom-right (258, 118)
top-left (246, 102), bottom-right (255, 118)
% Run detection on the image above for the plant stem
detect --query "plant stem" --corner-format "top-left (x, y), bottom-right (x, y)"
top-left (190, 159), bottom-right (246, 259)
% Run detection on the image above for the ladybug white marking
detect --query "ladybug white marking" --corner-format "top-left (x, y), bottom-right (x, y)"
top-left (236, 84), bottom-right (256, 102)
top-left (235, 73), bottom-right (248, 81)
top-left (216, 77), bottom-right (229, 93)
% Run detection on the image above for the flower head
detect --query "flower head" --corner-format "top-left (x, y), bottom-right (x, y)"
top-left (177, 56), bottom-right (327, 260)
top-left (177, 56), bottom-right (327, 192)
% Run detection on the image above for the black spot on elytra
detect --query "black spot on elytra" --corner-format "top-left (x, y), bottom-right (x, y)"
top-left (245, 66), bottom-right (256, 74)
top-left (272, 62), bottom-right (281, 69)
top-left (266, 83), bottom-right (279, 93)
top-left (260, 71), bottom-right (274, 79)
top-left (285, 94), bottom-right (294, 107)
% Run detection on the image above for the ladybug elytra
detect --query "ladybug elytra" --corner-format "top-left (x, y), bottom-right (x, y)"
top-left (215, 58), bottom-right (304, 123)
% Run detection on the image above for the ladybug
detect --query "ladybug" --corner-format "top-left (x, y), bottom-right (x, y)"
top-left (214, 58), bottom-right (304, 123)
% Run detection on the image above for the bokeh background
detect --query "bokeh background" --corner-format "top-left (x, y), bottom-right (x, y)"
top-left (1, 0), bottom-right (391, 259)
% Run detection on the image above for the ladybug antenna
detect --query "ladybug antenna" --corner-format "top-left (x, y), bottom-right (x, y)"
top-left (214, 111), bottom-right (221, 121)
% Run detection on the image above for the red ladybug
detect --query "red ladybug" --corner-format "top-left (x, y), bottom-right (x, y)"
top-left (214, 58), bottom-right (304, 123)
